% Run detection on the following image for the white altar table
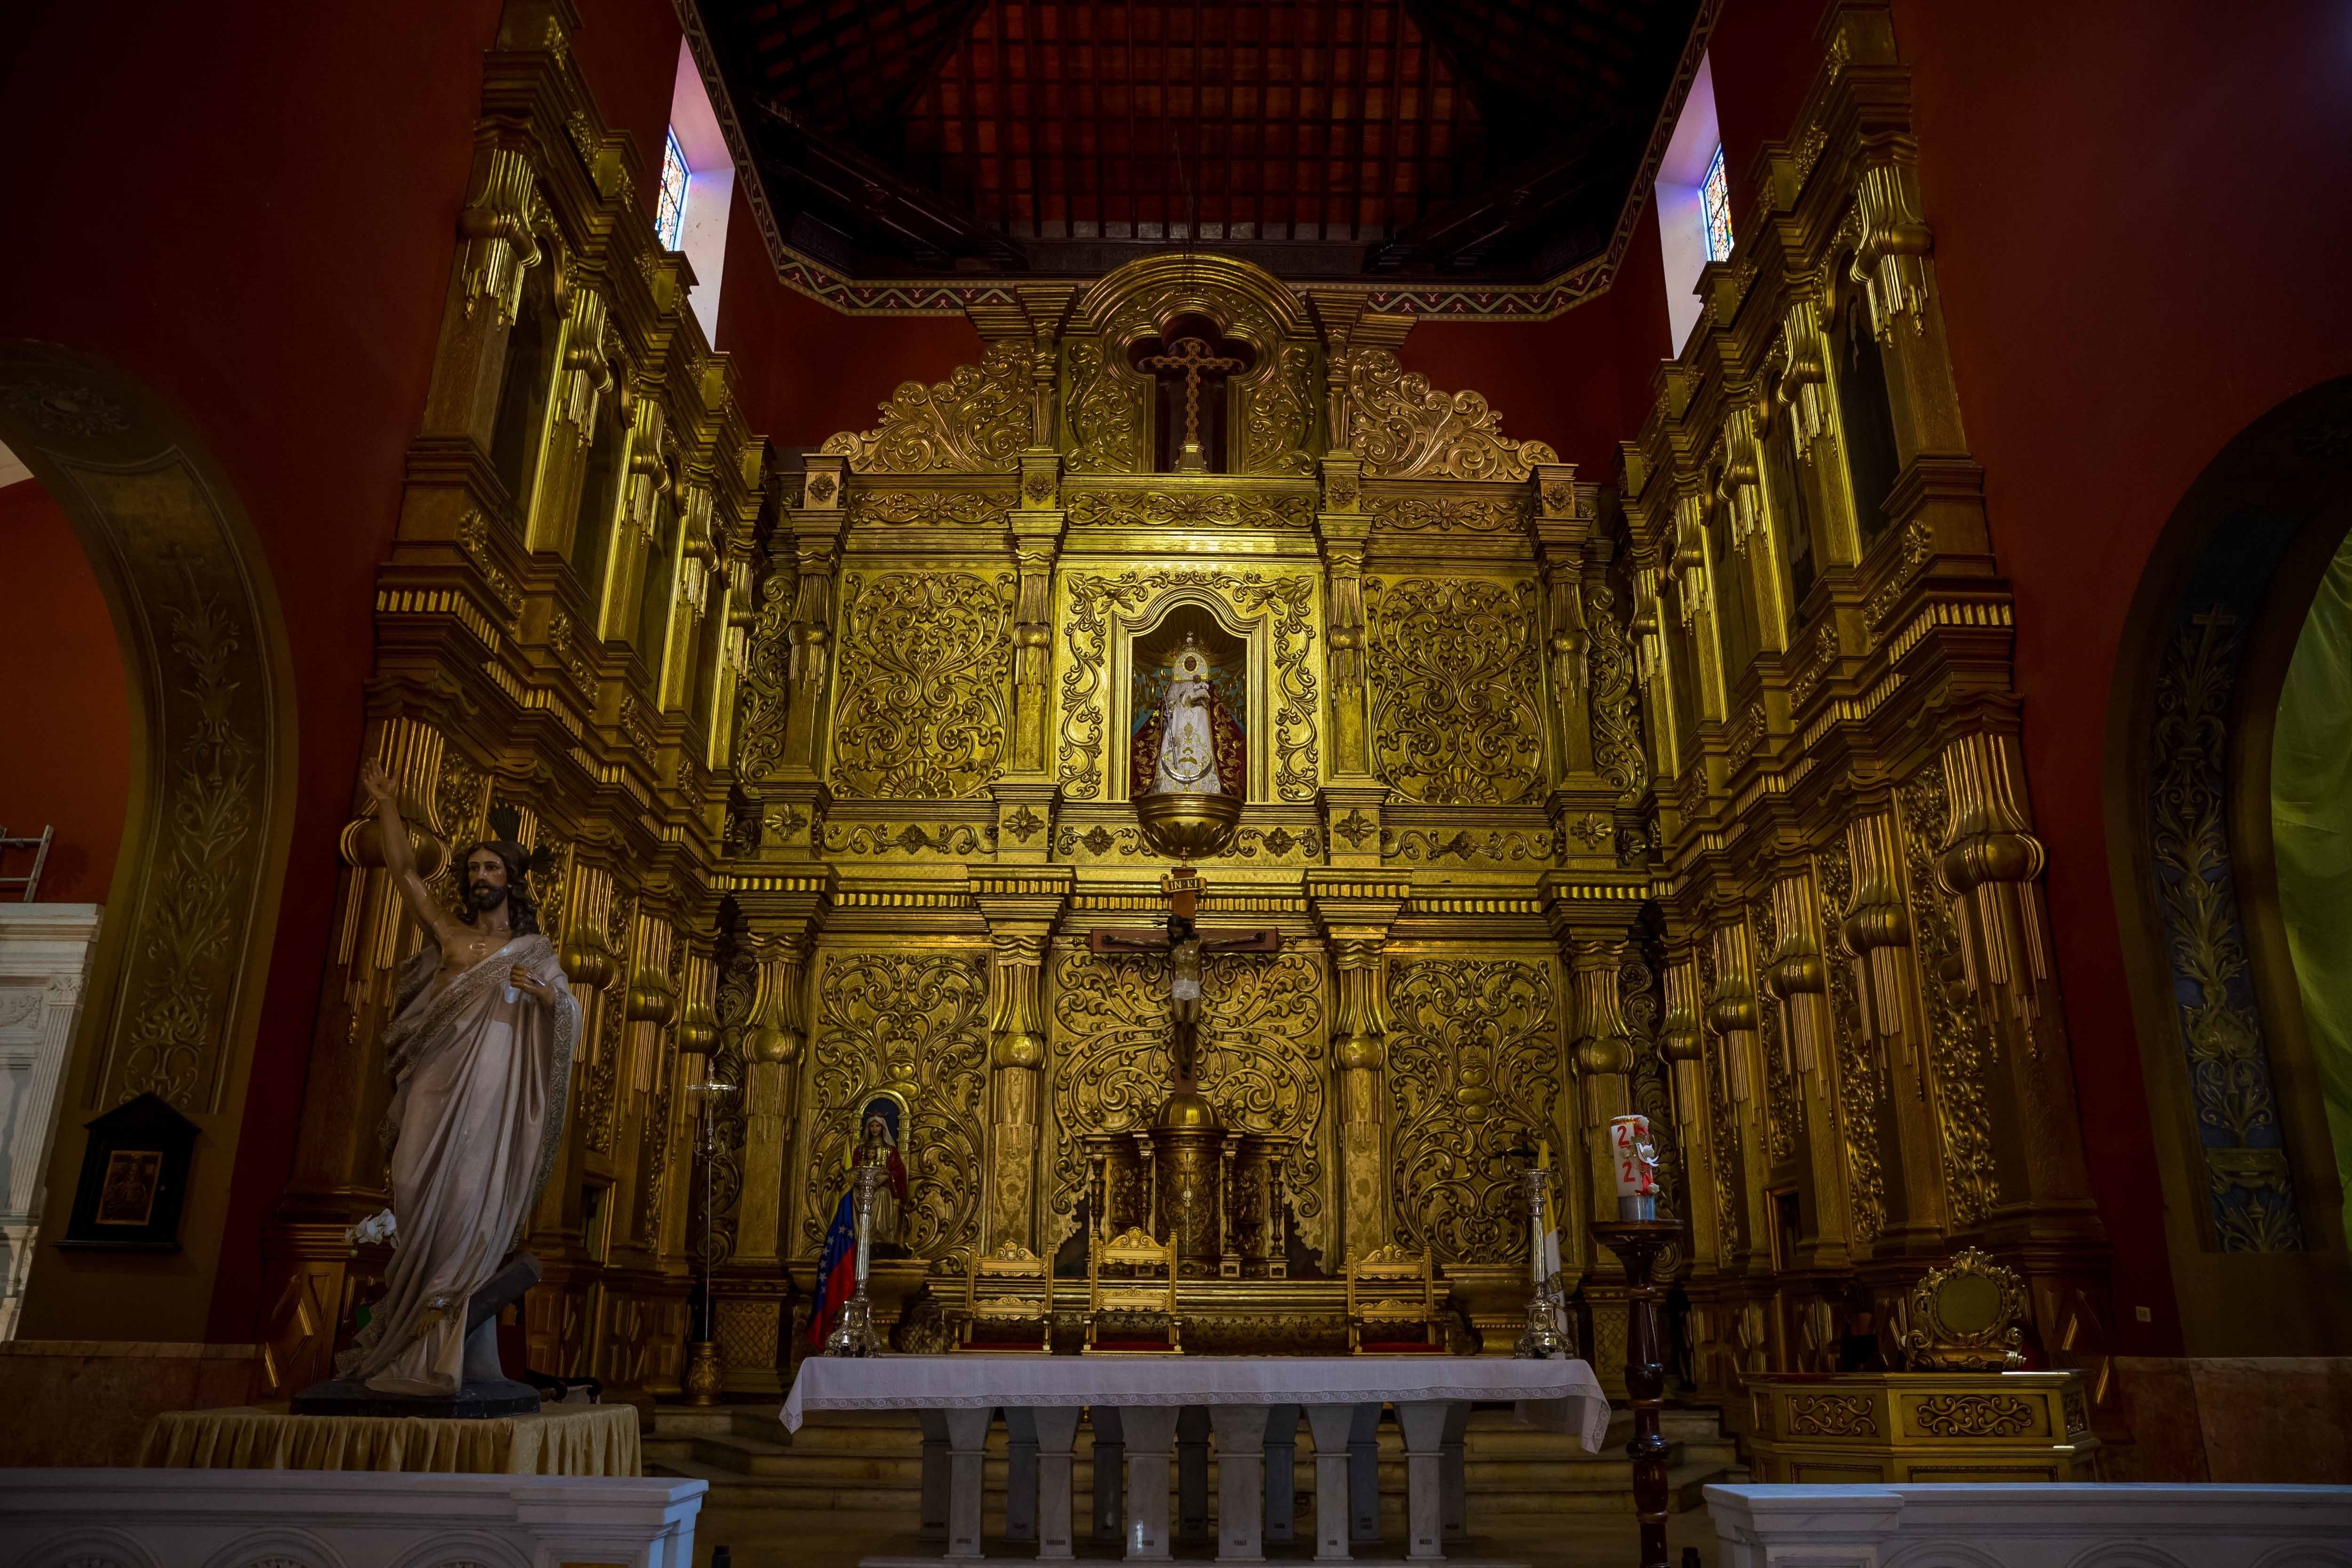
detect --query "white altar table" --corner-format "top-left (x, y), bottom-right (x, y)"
top-left (782, 1355), bottom-right (1610, 1567)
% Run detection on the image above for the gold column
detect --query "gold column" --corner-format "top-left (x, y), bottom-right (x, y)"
top-left (764, 461), bottom-right (843, 857)
top-left (1315, 461), bottom-right (1387, 867)
top-left (1767, 865), bottom-right (1854, 1270)
top-left (733, 932), bottom-right (815, 1268)
top-left (974, 870), bottom-right (1074, 1256)
top-left (1937, 733), bottom-right (2099, 1234)
top-left (1845, 804), bottom-right (1948, 1246)
top-left (1309, 874), bottom-right (1408, 1265)
top-left (996, 463), bottom-right (1065, 860)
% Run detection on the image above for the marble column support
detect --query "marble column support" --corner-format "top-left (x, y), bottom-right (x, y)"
top-left (1028, 1406), bottom-right (1082, 1560)
top-left (1396, 1401), bottom-right (1458, 1561)
top-left (1118, 1405), bottom-right (1182, 1561)
top-left (1302, 1403), bottom-right (1357, 1563)
top-left (944, 1406), bottom-right (993, 1560)
top-left (1208, 1404), bottom-right (1270, 1562)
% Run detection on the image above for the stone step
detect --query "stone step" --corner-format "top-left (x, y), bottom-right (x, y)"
top-left (649, 1399), bottom-right (1745, 1519)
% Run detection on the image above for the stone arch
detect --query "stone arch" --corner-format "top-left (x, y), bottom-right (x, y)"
top-left (2104, 373), bottom-right (2352, 1347)
top-left (0, 342), bottom-right (297, 1320)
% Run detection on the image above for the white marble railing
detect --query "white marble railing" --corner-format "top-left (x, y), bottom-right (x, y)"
top-left (1706, 1481), bottom-right (2352, 1567)
top-left (0, 1469), bottom-right (706, 1568)
top-left (0, 903), bottom-right (100, 1340)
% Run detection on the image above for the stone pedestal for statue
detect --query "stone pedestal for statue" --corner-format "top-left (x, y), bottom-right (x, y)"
top-left (291, 1251), bottom-right (543, 1419)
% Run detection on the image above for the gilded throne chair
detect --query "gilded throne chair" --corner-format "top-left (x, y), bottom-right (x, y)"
top-left (1083, 1226), bottom-right (1182, 1355)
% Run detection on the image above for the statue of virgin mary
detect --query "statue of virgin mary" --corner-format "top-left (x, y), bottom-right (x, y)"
top-left (1131, 632), bottom-right (1244, 797)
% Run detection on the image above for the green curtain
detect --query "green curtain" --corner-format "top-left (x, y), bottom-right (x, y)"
top-left (2273, 528), bottom-right (2352, 1249)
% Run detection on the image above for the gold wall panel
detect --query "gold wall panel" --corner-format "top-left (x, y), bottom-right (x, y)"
top-left (829, 569), bottom-right (1015, 799)
top-left (1056, 566), bottom-right (1319, 803)
top-left (796, 948), bottom-right (992, 1272)
top-left (1047, 946), bottom-right (1328, 1256)
top-left (1364, 575), bottom-right (1544, 806)
top-left (1385, 955), bottom-right (1562, 1265)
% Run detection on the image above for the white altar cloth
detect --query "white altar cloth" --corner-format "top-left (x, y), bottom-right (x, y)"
top-left (784, 1354), bottom-right (1610, 1453)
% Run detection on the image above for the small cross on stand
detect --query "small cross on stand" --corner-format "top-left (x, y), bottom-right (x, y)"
top-left (1139, 336), bottom-right (1246, 473)
top-left (1087, 865), bottom-right (1278, 1092)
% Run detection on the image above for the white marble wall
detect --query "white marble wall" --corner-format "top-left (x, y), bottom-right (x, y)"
top-left (1707, 1481), bottom-right (2352, 1568)
top-left (0, 1470), bottom-right (705, 1568)
top-left (0, 904), bottom-right (100, 1341)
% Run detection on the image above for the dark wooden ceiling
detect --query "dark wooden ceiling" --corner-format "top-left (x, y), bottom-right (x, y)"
top-left (694, 0), bottom-right (1704, 282)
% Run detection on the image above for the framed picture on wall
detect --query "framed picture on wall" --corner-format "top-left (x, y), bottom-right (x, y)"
top-left (59, 1091), bottom-right (197, 1251)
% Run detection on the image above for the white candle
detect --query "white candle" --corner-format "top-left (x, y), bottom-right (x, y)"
top-left (1609, 1114), bottom-right (1657, 1198)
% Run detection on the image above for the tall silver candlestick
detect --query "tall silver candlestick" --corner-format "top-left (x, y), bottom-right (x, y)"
top-left (824, 1160), bottom-right (888, 1357)
top-left (1513, 1162), bottom-right (1572, 1360)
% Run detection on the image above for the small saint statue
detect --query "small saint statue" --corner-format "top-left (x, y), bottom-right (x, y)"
top-left (852, 1098), bottom-right (911, 1255)
top-left (333, 762), bottom-right (580, 1400)
top-left (1133, 633), bottom-right (1242, 797)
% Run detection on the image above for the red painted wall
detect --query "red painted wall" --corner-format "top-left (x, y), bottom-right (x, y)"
top-left (0, 479), bottom-right (130, 904)
top-left (1401, 187), bottom-right (1677, 478)
top-left (718, 192), bottom-right (987, 446)
top-left (1889, 0), bottom-right (2352, 1350)
top-left (0, 0), bottom-right (710, 1340)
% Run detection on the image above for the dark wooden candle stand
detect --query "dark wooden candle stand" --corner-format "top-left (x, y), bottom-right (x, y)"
top-left (1591, 1219), bottom-right (1682, 1568)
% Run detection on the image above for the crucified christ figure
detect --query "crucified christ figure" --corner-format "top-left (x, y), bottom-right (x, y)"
top-left (1088, 911), bottom-right (1278, 1090)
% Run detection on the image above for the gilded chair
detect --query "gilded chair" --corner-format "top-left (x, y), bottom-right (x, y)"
top-left (1083, 1226), bottom-right (1182, 1354)
top-left (1346, 1243), bottom-right (1447, 1353)
top-left (958, 1242), bottom-right (1054, 1353)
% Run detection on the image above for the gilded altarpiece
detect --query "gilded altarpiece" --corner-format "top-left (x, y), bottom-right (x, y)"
top-left (719, 253), bottom-right (1658, 1361)
top-left (1613, 1), bottom-right (2115, 1433)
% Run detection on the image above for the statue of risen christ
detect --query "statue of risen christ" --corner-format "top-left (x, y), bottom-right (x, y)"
top-left (335, 762), bottom-right (580, 1399)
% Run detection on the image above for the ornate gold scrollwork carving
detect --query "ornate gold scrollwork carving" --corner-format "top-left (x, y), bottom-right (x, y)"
top-left (1365, 576), bottom-right (1543, 805)
top-left (1937, 732), bottom-right (2055, 1036)
top-left (848, 490), bottom-right (1007, 528)
top-left (1900, 763), bottom-right (2000, 1226)
top-left (1239, 341), bottom-right (1319, 476)
top-left (1750, 899), bottom-right (1803, 1164)
top-left (1367, 492), bottom-right (1531, 534)
top-left (1379, 827), bottom-right (1556, 866)
top-left (1066, 337), bottom-right (1147, 474)
top-left (1065, 489), bottom-right (1314, 530)
top-left (829, 571), bottom-right (1015, 799)
top-left (1056, 567), bottom-right (1319, 802)
top-left (820, 341), bottom-right (1034, 473)
top-left (1901, 1247), bottom-right (2028, 1371)
top-left (1818, 840), bottom-right (1889, 1247)
top-left (1789, 1393), bottom-right (1878, 1438)
top-left (799, 950), bottom-right (991, 1271)
top-left (1047, 947), bottom-right (1327, 1250)
top-left (1585, 576), bottom-right (1646, 797)
top-left (1346, 349), bottom-right (1559, 481)
top-left (1386, 958), bottom-right (1560, 1264)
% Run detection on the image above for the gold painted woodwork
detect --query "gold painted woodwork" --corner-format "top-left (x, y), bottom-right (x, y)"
top-left (1744, 1371), bottom-right (2098, 1483)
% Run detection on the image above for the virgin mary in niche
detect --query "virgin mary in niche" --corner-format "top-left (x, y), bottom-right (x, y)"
top-left (1130, 609), bottom-right (1246, 798)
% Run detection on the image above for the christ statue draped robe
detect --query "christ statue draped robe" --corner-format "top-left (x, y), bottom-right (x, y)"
top-left (336, 933), bottom-right (580, 1395)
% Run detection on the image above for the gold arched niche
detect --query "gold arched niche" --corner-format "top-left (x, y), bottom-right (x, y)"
top-left (1064, 254), bottom-right (1319, 478)
top-left (0, 340), bottom-right (299, 1341)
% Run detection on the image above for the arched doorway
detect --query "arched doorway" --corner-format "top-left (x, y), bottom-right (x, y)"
top-left (2107, 374), bottom-right (2352, 1353)
top-left (0, 342), bottom-right (297, 1340)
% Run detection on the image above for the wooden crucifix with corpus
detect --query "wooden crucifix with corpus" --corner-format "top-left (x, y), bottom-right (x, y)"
top-left (1086, 865), bottom-right (1279, 1090)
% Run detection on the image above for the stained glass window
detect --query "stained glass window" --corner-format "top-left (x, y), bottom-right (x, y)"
top-left (656, 129), bottom-right (689, 251)
top-left (1700, 144), bottom-right (1732, 263)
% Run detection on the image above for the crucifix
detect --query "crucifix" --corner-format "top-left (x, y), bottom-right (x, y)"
top-left (1087, 865), bottom-right (1279, 1090)
top-left (1139, 335), bottom-right (1246, 473)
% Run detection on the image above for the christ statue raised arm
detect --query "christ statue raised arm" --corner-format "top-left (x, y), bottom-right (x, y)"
top-left (334, 761), bottom-right (581, 1401)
